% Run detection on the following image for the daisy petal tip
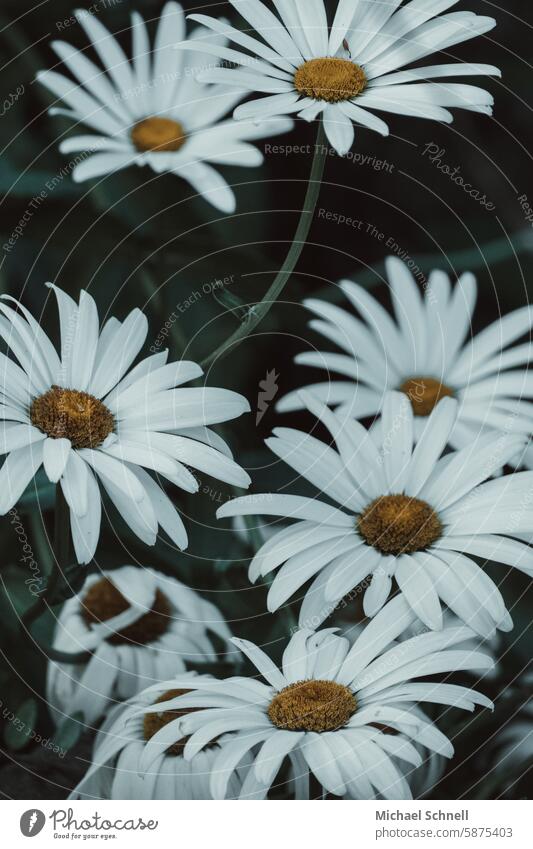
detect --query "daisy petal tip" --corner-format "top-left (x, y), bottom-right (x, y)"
top-left (266, 597), bottom-right (280, 614)
top-left (223, 199), bottom-right (237, 215)
top-left (336, 144), bottom-right (352, 158)
top-left (274, 396), bottom-right (294, 414)
top-left (216, 501), bottom-right (235, 520)
top-left (498, 614), bottom-right (513, 633)
top-left (240, 472), bottom-right (252, 490)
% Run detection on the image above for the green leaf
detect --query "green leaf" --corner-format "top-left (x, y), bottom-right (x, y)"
top-left (3, 697), bottom-right (38, 751)
top-left (0, 160), bottom-right (81, 200)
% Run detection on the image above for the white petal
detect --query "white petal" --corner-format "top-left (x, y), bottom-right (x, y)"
top-left (0, 443), bottom-right (44, 513)
top-left (323, 104), bottom-right (355, 156)
top-left (43, 437), bottom-right (71, 483)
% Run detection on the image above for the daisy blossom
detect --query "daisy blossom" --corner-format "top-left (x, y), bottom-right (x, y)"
top-left (69, 672), bottom-right (245, 799)
top-left (47, 566), bottom-right (235, 725)
top-left (278, 257), bottom-right (533, 451)
top-left (183, 0), bottom-right (499, 156)
top-left (0, 285), bottom-right (250, 563)
top-left (137, 603), bottom-right (493, 799)
top-left (218, 390), bottom-right (533, 632)
top-left (37, 3), bottom-right (293, 212)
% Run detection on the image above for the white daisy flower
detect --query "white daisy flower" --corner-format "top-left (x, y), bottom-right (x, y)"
top-left (37, 3), bottom-right (293, 213)
top-left (278, 257), bottom-right (533, 451)
top-left (137, 604), bottom-right (493, 799)
top-left (0, 285), bottom-right (250, 563)
top-left (184, 0), bottom-right (500, 156)
top-left (47, 566), bottom-right (235, 726)
top-left (69, 672), bottom-right (245, 799)
top-left (218, 390), bottom-right (533, 632)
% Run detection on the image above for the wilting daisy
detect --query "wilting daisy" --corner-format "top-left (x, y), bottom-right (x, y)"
top-left (47, 566), bottom-right (236, 725)
top-left (37, 3), bottom-right (293, 212)
top-left (0, 285), bottom-right (250, 563)
top-left (218, 391), bottom-right (533, 632)
top-left (184, 0), bottom-right (499, 156)
top-left (70, 672), bottom-right (245, 799)
top-left (278, 257), bottom-right (533, 450)
top-left (138, 603), bottom-right (492, 799)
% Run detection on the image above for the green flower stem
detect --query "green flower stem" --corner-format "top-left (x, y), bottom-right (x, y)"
top-left (201, 121), bottom-right (328, 369)
top-left (21, 486), bottom-right (90, 664)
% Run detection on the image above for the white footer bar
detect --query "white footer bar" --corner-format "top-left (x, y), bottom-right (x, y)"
top-left (4, 799), bottom-right (529, 847)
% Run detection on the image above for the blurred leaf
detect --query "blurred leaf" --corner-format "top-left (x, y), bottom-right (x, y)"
top-left (4, 698), bottom-right (38, 752)
top-left (0, 161), bottom-right (80, 200)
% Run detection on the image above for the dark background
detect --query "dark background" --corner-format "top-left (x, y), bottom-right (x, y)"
top-left (0, 0), bottom-right (531, 799)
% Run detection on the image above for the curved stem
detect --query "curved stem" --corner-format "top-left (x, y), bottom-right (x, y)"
top-left (21, 486), bottom-right (67, 628)
top-left (201, 121), bottom-right (328, 369)
top-left (20, 487), bottom-right (90, 663)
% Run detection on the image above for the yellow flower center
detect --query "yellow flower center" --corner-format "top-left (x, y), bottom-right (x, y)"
top-left (358, 494), bottom-right (442, 555)
top-left (268, 679), bottom-right (356, 732)
top-left (82, 577), bottom-right (171, 645)
top-left (294, 57), bottom-right (367, 103)
top-left (30, 385), bottom-right (115, 449)
top-left (399, 376), bottom-right (455, 417)
top-left (131, 117), bottom-right (187, 153)
top-left (143, 689), bottom-right (196, 756)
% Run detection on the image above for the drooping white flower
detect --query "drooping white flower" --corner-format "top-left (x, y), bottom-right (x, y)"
top-left (218, 391), bottom-right (532, 632)
top-left (0, 284), bottom-right (250, 563)
top-left (183, 0), bottom-right (499, 156)
top-left (47, 566), bottom-right (237, 725)
top-left (69, 672), bottom-right (245, 799)
top-left (37, 3), bottom-right (293, 212)
top-left (278, 257), bottom-right (533, 452)
top-left (137, 603), bottom-right (492, 799)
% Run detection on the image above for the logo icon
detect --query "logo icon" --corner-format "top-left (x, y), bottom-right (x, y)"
top-left (256, 369), bottom-right (280, 425)
top-left (20, 810), bottom-right (46, 837)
